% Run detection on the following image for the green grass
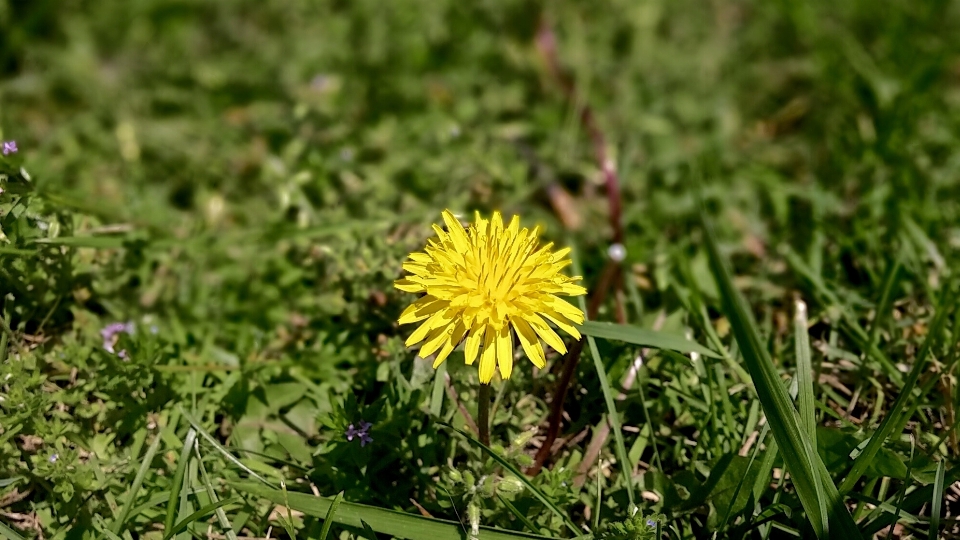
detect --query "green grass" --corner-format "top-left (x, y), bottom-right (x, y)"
top-left (2, 0), bottom-right (960, 538)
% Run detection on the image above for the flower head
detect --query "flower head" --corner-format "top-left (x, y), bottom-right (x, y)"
top-left (1, 141), bottom-right (17, 155)
top-left (101, 321), bottom-right (135, 354)
top-left (345, 421), bottom-right (373, 446)
top-left (396, 210), bottom-right (586, 383)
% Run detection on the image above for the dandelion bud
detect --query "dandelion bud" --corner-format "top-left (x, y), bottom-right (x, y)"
top-left (498, 476), bottom-right (523, 494)
top-left (446, 469), bottom-right (463, 483)
top-left (480, 475), bottom-right (497, 498)
top-left (467, 500), bottom-right (481, 540)
top-left (512, 428), bottom-right (537, 448)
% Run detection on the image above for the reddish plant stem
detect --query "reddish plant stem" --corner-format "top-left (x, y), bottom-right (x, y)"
top-left (527, 16), bottom-right (629, 475)
top-left (445, 373), bottom-right (480, 436)
top-left (536, 19), bottom-right (624, 245)
top-left (528, 261), bottom-right (620, 475)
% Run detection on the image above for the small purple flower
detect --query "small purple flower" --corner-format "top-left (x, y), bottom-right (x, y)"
top-left (345, 421), bottom-right (373, 447)
top-left (49, 453), bottom-right (59, 463)
top-left (646, 519), bottom-right (656, 527)
top-left (101, 322), bottom-right (135, 354)
top-left (1, 141), bottom-right (16, 155)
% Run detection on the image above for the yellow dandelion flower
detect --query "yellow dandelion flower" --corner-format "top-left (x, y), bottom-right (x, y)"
top-left (395, 210), bottom-right (587, 383)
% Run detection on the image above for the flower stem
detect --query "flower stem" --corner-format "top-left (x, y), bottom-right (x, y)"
top-left (478, 383), bottom-right (491, 446)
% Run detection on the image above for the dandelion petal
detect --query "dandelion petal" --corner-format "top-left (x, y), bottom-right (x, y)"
top-left (395, 210), bottom-right (586, 381)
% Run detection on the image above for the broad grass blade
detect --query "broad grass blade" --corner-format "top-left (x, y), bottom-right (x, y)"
top-left (230, 481), bottom-right (556, 540)
top-left (701, 212), bottom-right (860, 539)
top-left (578, 320), bottom-right (719, 358)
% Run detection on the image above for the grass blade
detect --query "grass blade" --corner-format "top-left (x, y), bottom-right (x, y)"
top-left (0, 520), bottom-right (26, 540)
top-left (928, 459), bottom-right (945, 540)
top-left (165, 428), bottom-right (198, 534)
top-left (497, 493), bottom-right (541, 535)
top-left (578, 320), bottom-right (720, 359)
top-left (867, 258), bottom-right (902, 348)
top-left (701, 211), bottom-right (860, 539)
top-left (585, 335), bottom-right (636, 508)
top-left (194, 443), bottom-right (239, 540)
top-left (445, 424), bottom-right (580, 536)
top-left (319, 491), bottom-right (344, 540)
top-left (884, 438), bottom-right (914, 540)
top-left (178, 405), bottom-right (273, 486)
top-left (230, 481), bottom-right (555, 540)
top-left (572, 248), bottom-right (636, 508)
top-left (839, 284), bottom-right (954, 493)
top-left (111, 434), bottom-right (162, 534)
top-left (782, 247), bottom-right (903, 385)
top-left (162, 498), bottom-right (240, 540)
top-left (794, 299), bottom-right (816, 444)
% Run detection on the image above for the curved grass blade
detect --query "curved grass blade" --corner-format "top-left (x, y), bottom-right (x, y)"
top-left (161, 498), bottom-right (240, 540)
top-left (178, 405), bottom-right (272, 486)
top-left (498, 493), bottom-right (540, 535)
top-left (195, 443), bottom-right (239, 540)
top-left (111, 434), bottom-right (162, 534)
top-left (701, 211), bottom-right (860, 539)
top-left (230, 480), bottom-right (555, 540)
top-left (578, 320), bottom-right (719, 359)
top-left (444, 424), bottom-right (580, 536)
top-left (319, 491), bottom-right (345, 540)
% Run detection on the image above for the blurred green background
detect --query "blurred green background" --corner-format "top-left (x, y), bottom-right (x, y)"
top-left (2, 0), bottom-right (960, 538)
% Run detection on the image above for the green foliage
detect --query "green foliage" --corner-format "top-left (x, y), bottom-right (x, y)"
top-left (2, 0), bottom-right (960, 538)
top-left (591, 510), bottom-right (664, 540)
